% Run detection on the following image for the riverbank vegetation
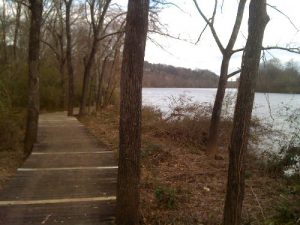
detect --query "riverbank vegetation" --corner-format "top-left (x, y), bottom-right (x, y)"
top-left (0, 0), bottom-right (299, 224)
top-left (81, 101), bottom-right (299, 225)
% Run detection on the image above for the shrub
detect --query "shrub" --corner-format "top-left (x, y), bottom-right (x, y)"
top-left (142, 95), bottom-right (232, 149)
top-left (141, 142), bottom-right (162, 159)
top-left (265, 183), bottom-right (300, 225)
top-left (0, 78), bottom-right (25, 153)
top-left (155, 185), bottom-right (177, 209)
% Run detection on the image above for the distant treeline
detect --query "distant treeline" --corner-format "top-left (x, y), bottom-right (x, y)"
top-left (256, 59), bottom-right (300, 94)
top-left (143, 62), bottom-right (221, 88)
top-left (143, 60), bottom-right (300, 93)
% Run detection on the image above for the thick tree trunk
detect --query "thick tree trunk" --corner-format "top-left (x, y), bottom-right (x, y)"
top-left (223, 1), bottom-right (269, 224)
top-left (65, 0), bottom-right (74, 116)
top-left (24, 0), bottom-right (43, 157)
top-left (116, 0), bottom-right (149, 224)
top-left (207, 55), bottom-right (230, 156)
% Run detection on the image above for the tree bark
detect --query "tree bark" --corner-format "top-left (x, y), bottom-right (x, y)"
top-left (24, 0), bottom-right (43, 157)
top-left (116, 0), bottom-right (149, 224)
top-left (207, 55), bottom-right (231, 156)
top-left (223, 1), bottom-right (269, 224)
top-left (65, 0), bottom-right (74, 116)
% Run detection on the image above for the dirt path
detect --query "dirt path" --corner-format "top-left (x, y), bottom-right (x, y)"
top-left (0, 112), bottom-right (117, 225)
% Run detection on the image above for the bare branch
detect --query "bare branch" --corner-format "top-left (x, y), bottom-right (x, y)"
top-left (227, 69), bottom-right (241, 79)
top-left (101, 11), bottom-right (126, 35)
top-left (267, 4), bottom-right (299, 32)
top-left (211, 0), bottom-right (217, 25)
top-left (226, 0), bottom-right (247, 51)
top-left (150, 0), bottom-right (184, 12)
top-left (97, 30), bottom-right (124, 42)
top-left (20, 1), bottom-right (30, 8)
top-left (231, 47), bottom-right (244, 54)
top-left (148, 29), bottom-right (193, 44)
top-left (220, 0), bottom-right (225, 13)
top-left (232, 46), bottom-right (300, 55)
top-left (147, 36), bottom-right (175, 57)
top-left (195, 22), bottom-right (209, 44)
top-left (41, 39), bottom-right (60, 59)
top-left (262, 46), bottom-right (300, 54)
top-left (193, 0), bottom-right (225, 53)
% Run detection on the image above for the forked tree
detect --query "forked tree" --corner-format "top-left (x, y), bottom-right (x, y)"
top-left (223, 0), bottom-right (269, 224)
top-left (24, 0), bottom-right (43, 156)
top-left (116, 0), bottom-right (149, 224)
top-left (193, 0), bottom-right (300, 157)
top-left (193, 0), bottom-right (247, 157)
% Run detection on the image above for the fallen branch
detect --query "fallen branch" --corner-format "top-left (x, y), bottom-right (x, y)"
top-left (250, 185), bottom-right (266, 221)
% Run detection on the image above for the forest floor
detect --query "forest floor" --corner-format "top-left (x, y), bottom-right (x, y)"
top-left (0, 107), bottom-right (297, 225)
top-left (80, 106), bottom-right (295, 225)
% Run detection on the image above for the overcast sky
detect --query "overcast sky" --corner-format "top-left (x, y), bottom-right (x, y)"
top-left (140, 0), bottom-right (300, 77)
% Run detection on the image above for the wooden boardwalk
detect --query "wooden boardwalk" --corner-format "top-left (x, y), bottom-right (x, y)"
top-left (0, 112), bottom-right (117, 225)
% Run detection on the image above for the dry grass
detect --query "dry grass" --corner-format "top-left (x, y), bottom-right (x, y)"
top-left (0, 111), bottom-right (25, 190)
top-left (81, 106), bottom-right (287, 225)
top-left (0, 150), bottom-right (24, 189)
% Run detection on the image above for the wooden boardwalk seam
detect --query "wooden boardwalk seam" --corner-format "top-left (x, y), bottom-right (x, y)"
top-left (0, 112), bottom-right (117, 225)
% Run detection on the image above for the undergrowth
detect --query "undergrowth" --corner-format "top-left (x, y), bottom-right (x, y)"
top-left (81, 94), bottom-right (300, 225)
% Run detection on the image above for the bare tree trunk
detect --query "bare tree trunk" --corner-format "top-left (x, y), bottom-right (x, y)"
top-left (106, 46), bottom-right (121, 105)
top-left (223, 1), bottom-right (269, 224)
top-left (65, 0), bottom-right (74, 116)
top-left (13, 0), bottom-right (22, 60)
top-left (103, 52), bottom-right (116, 106)
top-left (79, 0), bottom-right (111, 116)
top-left (59, 57), bottom-right (66, 108)
top-left (1, 0), bottom-right (8, 64)
top-left (24, 0), bottom-right (43, 157)
top-left (201, 0), bottom-right (247, 157)
top-left (116, 0), bottom-right (149, 224)
top-left (79, 42), bottom-right (97, 116)
top-left (207, 55), bottom-right (230, 156)
top-left (96, 56), bottom-right (108, 111)
top-left (56, 0), bottom-right (66, 109)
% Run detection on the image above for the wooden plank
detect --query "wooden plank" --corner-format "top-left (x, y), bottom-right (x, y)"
top-left (0, 201), bottom-right (115, 225)
top-left (0, 112), bottom-right (117, 224)
top-left (22, 152), bottom-right (116, 168)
